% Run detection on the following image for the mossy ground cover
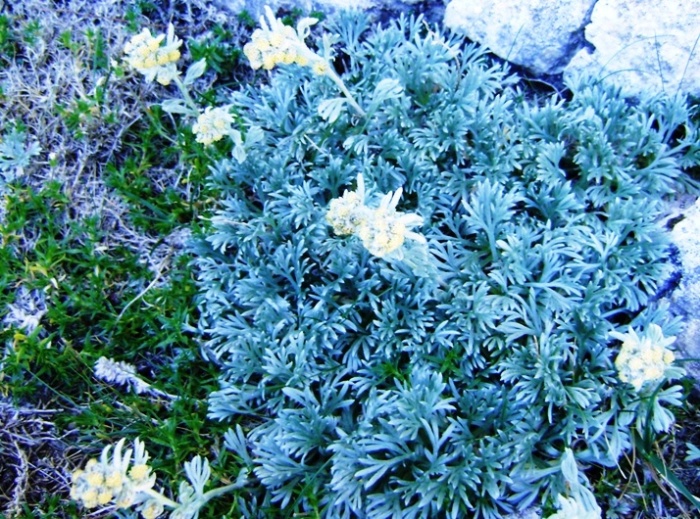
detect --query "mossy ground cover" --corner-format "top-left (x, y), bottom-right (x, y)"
top-left (0, 1), bottom-right (700, 518)
top-left (0, 1), bottom-right (248, 517)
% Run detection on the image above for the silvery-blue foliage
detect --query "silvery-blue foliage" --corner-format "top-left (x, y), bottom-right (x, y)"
top-left (193, 11), bottom-right (700, 518)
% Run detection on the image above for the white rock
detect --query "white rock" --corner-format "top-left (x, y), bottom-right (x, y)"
top-left (672, 198), bottom-right (700, 272)
top-left (214, 0), bottom-right (415, 19)
top-left (565, 0), bottom-right (700, 98)
top-left (444, 0), bottom-right (596, 74)
top-left (668, 197), bottom-right (700, 381)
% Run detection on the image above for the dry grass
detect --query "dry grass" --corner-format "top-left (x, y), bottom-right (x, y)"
top-left (0, 399), bottom-right (73, 516)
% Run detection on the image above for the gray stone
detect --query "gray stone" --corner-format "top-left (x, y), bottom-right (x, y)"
top-left (564, 0), bottom-right (700, 98)
top-left (668, 197), bottom-right (700, 382)
top-left (213, 0), bottom-right (429, 20)
top-left (443, 0), bottom-right (596, 75)
top-left (215, 0), bottom-right (700, 99)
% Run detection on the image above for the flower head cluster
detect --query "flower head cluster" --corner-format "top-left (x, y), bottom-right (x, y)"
top-left (243, 6), bottom-right (325, 73)
top-left (326, 174), bottom-right (367, 236)
top-left (71, 438), bottom-right (159, 517)
top-left (610, 324), bottom-right (676, 391)
top-left (124, 25), bottom-right (181, 85)
top-left (192, 106), bottom-right (235, 145)
top-left (326, 174), bottom-right (426, 259)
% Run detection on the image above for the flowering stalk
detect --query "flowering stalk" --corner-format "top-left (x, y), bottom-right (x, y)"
top-left (171, 75), bottom-right (199, 113)
top-left (323, 66), bottom-right (366, 117)
top-left (243, 6), bottom-right (366, 117)
top-left (123, 25), bottom-right (262, 164)
top-left (123, 25), bottom-right (182, 87)
top-left (326, 173), bottom-right (427, 260)
top-left (123, 25), bottom-right (204, 116)
top-left (70, 438), bottom-right (247, 519)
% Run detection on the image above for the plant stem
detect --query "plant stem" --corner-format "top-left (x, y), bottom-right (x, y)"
top-left (327, 69), bottom-right (366, 117)
top-left (143, 488), bottom-right (179, 508)
top-left (199, 480), bottom-right (247, 504)
top-left (173, 76), bottom-right (199, 114)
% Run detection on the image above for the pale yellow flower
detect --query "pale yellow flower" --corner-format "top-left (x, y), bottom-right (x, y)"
top-left (356, 186), bottom-right (425, 259)
top-left (97, 489), bottom-right (114, 505)
top-left (124, 25), bottom-right (181, 85)
top-left (140, 498), bottom-right (165, 519)
top-left (70, 438), bottom-right (157, 512)
top-left (81, 488), bottom-right (99, 509)
top-left (192, 106), bottom-right (234, 145)
top-left (86, 470), bottom-right (104, 487)
top-left (129, 463), bottom-right (150, 482)
top-left (327, 175), bottom-right (426, 260)
top-left (326, 174), bottom-right (367, 236)
top-left (243, 6), bottom-right (320, 73)
top-left (611, 324), bottom-right (676, 391)
top-left (115, 488), bottom-right (137, 509)
top-left (105, 469), bottom-right (123, 488)
top-left (357, 211), bottom-right (408, 257)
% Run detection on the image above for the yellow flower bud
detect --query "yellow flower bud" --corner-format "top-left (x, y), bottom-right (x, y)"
top-left (81, 488), bottom-right (99, 508)
top-left (147, 39), bottom-right (160, 52)
top-left (244, 43), bottom-right (263, 70)
top-left (97, 489), bottom-right (114, 505)
top-left (253, 36), bottom-right (270, 51)
top-left (86, 471), bottom-right (104, 487)
top-left (649, 348), bottom-right (663, 363)
top-left (271, 51), bottom-right (286, 66)
top-left (104, 470), bottom-right (123, 488)
top-left (141, 500), bottom-right (164, 519)
top-left (263, 54), bottom-right (276, 70)
top-left (129, 463), bottom-right (150, 481)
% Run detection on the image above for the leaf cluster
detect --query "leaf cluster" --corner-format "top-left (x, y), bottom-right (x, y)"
top-left (189, 11), bottom-right (700, 519)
